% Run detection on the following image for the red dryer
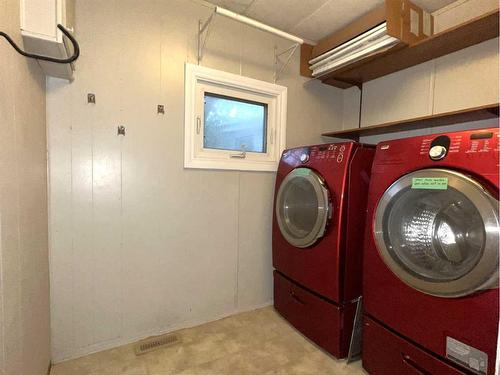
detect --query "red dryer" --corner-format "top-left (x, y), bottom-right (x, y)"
top-left (362, 128), bottom-right (499, 375)
top-left (273, 142), bottom-right (374, 358)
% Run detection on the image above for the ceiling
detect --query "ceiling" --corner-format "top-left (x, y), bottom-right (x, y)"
top-left (205, 0), bottom-right (457, 42)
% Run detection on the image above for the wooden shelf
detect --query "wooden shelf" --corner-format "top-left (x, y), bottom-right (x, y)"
top-left (322, 103), bottom-right (500, 140)
top-left (314, 8), bottom-right (499, 89)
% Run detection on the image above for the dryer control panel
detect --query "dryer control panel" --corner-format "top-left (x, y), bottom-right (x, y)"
top-left (308, 144), bottom-right (348, 164)
top-left (280, 142), bottom-right (356, 171)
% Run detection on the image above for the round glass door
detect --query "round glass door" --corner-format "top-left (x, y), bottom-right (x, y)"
top-left (276, 168), bottom-right (331, 248)
top-left (374, 169), bottom-right (499, 297)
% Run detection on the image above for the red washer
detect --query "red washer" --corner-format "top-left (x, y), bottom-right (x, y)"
top-left (273, 141), bottom-right (374, 358)
top-left (363, 128), bottom-right (499, 375)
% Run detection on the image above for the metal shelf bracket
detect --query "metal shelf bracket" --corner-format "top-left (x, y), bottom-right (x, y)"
top-left (198, 6), bottom-right (305, 72)
top-left (198, 11), bottom-right (216, 64)
top-left (274, 43), bottom-right (299, 83)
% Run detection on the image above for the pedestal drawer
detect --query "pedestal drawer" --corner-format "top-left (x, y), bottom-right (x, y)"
top-left (363, 316), bottom-right (468, 375)
top-left (273, 271), bottom-right (354, 358)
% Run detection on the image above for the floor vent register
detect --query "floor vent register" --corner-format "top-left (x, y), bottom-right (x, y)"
top-left (134, 333), bottom-right (181, 355)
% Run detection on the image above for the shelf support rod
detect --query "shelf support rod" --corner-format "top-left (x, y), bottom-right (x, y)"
top-left (215, 6), bottom-right (305, 45)
top-left (198, 11), bottom-right (216, 64)
top-left (274, 43), bottom-right (299, 83)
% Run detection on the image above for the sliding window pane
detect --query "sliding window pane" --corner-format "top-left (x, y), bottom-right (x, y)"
top-left (204, 93), bottom-right (267, 153)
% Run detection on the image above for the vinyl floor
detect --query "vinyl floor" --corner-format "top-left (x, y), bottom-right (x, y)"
top-left (50, 306), bottom-right (367, 375)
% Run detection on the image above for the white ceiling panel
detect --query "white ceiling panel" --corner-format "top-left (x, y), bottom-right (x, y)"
top-left (291, 0), bottom-right (384, 42)
top-left (245, 0), bottom-right (330, 32)
top-left (412, 0), bottom-right (457, 11)
top-left (207, 0), bottom-right (255, 14)
top-left (203, 0), bottom-right (463, 42)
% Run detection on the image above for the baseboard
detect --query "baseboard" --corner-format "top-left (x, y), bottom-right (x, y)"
top-left (52, 300), bottom-right (274, 364)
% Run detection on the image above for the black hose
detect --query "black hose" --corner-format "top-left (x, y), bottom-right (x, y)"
top-left (0, 24), bottom-right (79, 64)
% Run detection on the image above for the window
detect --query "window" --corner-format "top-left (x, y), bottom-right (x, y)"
top-left (203, 93), bottom-right (267, 153)
top-left (184, 63), bottom-right (287, 171)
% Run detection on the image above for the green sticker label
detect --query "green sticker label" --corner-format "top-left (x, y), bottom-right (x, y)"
top-left (412, 177), bottom-right (448, 190)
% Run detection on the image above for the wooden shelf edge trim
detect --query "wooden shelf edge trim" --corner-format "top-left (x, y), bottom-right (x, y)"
top-left (322, 104), bottom-right (500, 140)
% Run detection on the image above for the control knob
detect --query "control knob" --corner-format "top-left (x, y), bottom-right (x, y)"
top-left (300, 153), bottom-right (309, 163)
top-left (429, 145), bottom-right (447, 161)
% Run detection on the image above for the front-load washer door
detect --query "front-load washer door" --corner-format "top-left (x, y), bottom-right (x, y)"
top-left (276, 168), bottom-right (331, 248)
top-left (374, 168), bottom-right (499, 298)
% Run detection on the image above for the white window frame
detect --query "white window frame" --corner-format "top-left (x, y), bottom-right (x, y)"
top-left (184, 63), bottom-right (287, 172)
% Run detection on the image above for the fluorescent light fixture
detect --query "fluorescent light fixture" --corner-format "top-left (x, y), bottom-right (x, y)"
top-left (215, 7), bottom-right (305, 45)
top-left (309, 23), bottom-right (387, 65)
top-left (309, 22), bottom-right (400, 78)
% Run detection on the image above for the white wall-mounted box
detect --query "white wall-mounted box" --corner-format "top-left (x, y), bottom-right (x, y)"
top-left (20, 0), bottom-right (75, 80)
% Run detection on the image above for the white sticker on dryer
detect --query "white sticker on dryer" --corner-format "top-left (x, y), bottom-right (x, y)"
top-left (446, 337), bottom-right (487, 374)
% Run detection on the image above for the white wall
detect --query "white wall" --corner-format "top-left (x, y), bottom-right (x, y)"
top-left (46, 0), bottom-right (342, 362)
top-left (0, 1), bottom-right (51, 374)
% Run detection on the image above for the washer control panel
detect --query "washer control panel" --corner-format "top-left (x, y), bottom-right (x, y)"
top-left (418, 131), bottom-right (498, 160)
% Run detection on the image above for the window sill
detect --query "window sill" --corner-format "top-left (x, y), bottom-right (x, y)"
top-left (184, 158), bottom-right (278, 172)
